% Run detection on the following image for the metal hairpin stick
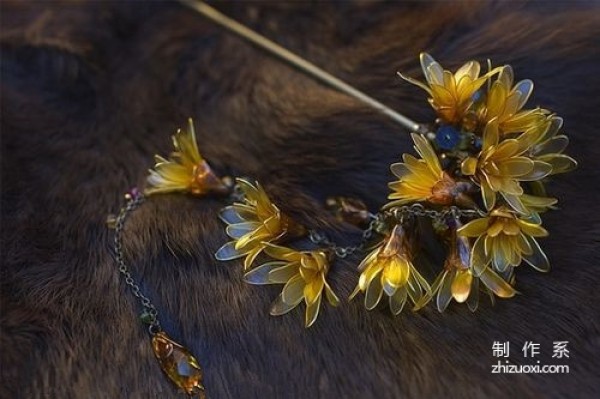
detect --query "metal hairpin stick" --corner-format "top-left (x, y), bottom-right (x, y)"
top-left (176, 0), bottom-right (424, 133)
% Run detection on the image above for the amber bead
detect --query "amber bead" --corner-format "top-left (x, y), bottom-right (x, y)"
top-left (151, 332), bottom-right (205, 398)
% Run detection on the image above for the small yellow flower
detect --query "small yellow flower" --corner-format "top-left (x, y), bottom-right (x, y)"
top-left (244, 245), bottom-right (340, 328)
top-left (458, 207), bottom-right (549, 275)
top-left (461, 119), bottom-right (552, 213)
top-left (216, 179), bottom-right (305, 270)
top-left (527, 116), bottom-right (577, 175)
top-left (386, 133), bottom-right (461, 208)
top-left (350, 225), bottom-right (430, 314)
top-left (145, 118), bottom-right (228, 196)
top-left (400, 53), bottom-right (500, 124)
top-left (414, 229), bottom-right (516, 312)
top-left (478, 65), bottom-right (549, 134)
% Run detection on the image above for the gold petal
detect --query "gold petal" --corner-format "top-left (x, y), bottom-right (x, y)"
top-left (461, 157), bottom-right (478, 176)
top-left (303, 275), bottom-right (325, 306)
top-left (305, 293), bottom-right (323, 328)
top-left (517, 220), bottom-right (549, 237)
top-left (451, 270), bottom-right (473, 303)
top-left (457, 217), bottom-right (490, 237)
top-left (479, 268), bottom-right (517, 298)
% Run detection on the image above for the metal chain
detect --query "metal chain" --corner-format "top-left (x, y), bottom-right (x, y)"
top-left (113, 192), bottom-right (161, 335)
top-left (309, 204), bottom-right (487, 258)
top-left (309, 215), bottom-right (379, 258)
top-left (385, 203), bottom-right (488, 220)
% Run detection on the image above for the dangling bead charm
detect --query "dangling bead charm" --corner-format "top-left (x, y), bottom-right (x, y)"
top-left (151, 331), bottom-right (205, 398)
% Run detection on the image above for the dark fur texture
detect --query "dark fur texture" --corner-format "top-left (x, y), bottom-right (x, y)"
top-left (2, 1), bottom-right (600, 398)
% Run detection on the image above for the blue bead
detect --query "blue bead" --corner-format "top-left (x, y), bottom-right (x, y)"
top-left (435, 125), bottom-right (461, 150)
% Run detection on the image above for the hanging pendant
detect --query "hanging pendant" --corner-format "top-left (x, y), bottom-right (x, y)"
top-left (151, 331), bottom-right (205, 398)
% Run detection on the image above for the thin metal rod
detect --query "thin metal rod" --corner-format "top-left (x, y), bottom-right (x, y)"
top-left (177, 0), bottom-right (422, 133)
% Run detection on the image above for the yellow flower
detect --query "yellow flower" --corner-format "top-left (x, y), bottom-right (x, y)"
top-left (350, 225), bottom-right (430, 314)
top-left (244, 245), bottom-right (340, 328)
top-left (527, 116), bottom-right (577, 175)
top-left (400, 53), bottom-right (500, 124)
top-left (414, 228), bottom-right (516, 312)
top-left (458, 207), bottom-right (549, 275)
top-left (145, 118), bottom-right (228, 196)
top-left (461, 119), bottom-right (552, 213)
top-left (386, 133), bottom-right (462, 208)
top-left (216, 179), bottom-right (305, 270)
top-left (479, 65), bottom-right (549, 134)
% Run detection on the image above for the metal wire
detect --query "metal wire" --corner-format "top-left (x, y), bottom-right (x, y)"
top-left (176, 0), bottom-right (425, 134)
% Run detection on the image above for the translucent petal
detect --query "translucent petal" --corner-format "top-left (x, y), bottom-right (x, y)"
top-left (219, 206), bottom-right (246, 225)
top-left (482, 119), bottom-right (500, 149)
top-left (481, 180), bottom-right (496, 210)
top-left (466, 278), bottom-right (479, 312)
top-left (501, 192), bottom-right (529, 215)
top-left (305, 293), bottom-right (323, 328)
top-left (215, 241), bottom-right (245, 261)
top-left (471, 235), bottom-right (490, 276)
top-left (244, 261), bottom-right (289, 285)
top-left (436, 270), bottom-right (454, 312)
top-left (519, 161), bottom-right (552, 181)
top-left (282, 275), bottom-right (305, 305)
top-left (268, 263), bottom-right (300, 283)
top-left (390, 163), bottom-right (410, 179)
top-left (498, 157), bottom-right (534, 177)
top-left (420, 53), bottom-right (443, 86)
top-left (264, 244), bottom-right (303, 262)
top-left (226, 222), bottom-right (260, 239)
top-left (390, 287), bottom-right (408, 315)
top-left (365, 273), bottom-right (384, 310)
top-left (536, 135), bottom-right (569, 155)
top-left (513, 79), bottom-right (534, 110)
top-left (523, 236), bottom-right (550, 272)
top-left (517, 220), bottom-right (548, 237)
top-left (479, 268), bottom-right (517, 298)
top-left (324, 282), bottom-right (340, 307)
top-left (541, 154), bottom-right (577, 175)
top-left (270, 293), bottom-right (301, 316)
top-left (498, 65), bottom-right (513, 88)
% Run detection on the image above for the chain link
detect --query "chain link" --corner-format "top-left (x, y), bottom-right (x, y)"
top-left (308, 215), bottom-right (379, 258)
top-left (113, 192), bottom-right (161, 334)
top-left (386, 203), bottom-right (487, 220)
top-left (309, 204), bottom-right (486, 258)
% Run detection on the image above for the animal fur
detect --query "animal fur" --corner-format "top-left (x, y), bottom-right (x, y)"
top-left (1, 1), bottom-right (599, 398)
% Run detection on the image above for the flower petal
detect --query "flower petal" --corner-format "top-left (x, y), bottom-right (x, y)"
top-left (479, 268), bottom-right (517, 298)
top-left (282, 274), bottom-right (305, 305)
top-left (215, 241), bottom-right (246, 261)
top-left (365, 272), bottom-right (384, 310)
top-left (305, 293), bottom-right (323, 328)
top-left (270, 293), bottom-right (301, 316)
top-left (458, 217), bottom-right (490, 237)
top-left (244, 262), bottom-right (289, 285)
top-left (523, 236), bottom-right (550, 272)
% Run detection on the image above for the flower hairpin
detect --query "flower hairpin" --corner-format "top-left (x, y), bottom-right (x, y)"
top-left (110, 51), bottom-right (576, 398)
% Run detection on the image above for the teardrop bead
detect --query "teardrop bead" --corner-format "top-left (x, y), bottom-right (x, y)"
top-left (151, 331), bottom-right (205, 398)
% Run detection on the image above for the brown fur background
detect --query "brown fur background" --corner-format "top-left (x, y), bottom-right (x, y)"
top-left (2, 1), bottom-right (600, 398)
